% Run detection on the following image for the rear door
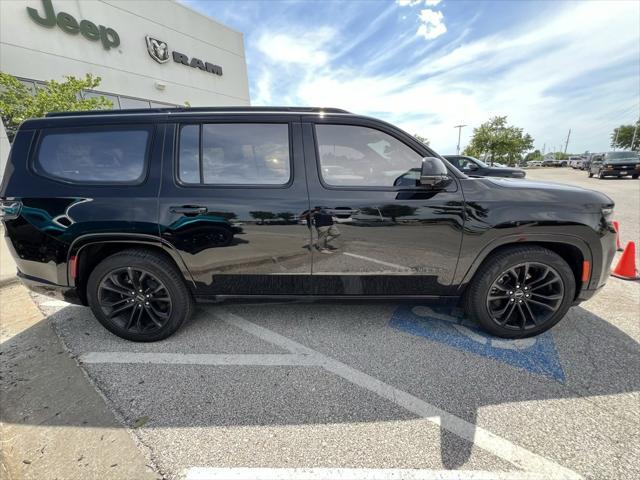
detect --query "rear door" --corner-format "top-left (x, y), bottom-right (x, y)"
top-left (158, 115), bottom-right (312, 296)
top-left (302, 117), bottom-right (464, 296)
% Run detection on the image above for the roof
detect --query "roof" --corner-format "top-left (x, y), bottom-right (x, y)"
top-left (46, 106), bottom-right (351, 118)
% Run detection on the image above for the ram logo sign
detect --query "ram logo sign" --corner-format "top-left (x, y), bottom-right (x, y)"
top-left (145, 36), bottom-right (170, 63)
top-left (144, 36), bottom-right (223, 76)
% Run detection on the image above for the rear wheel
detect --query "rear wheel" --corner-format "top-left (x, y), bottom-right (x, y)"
top-left (87, 249), bottom-right (193, 341)
top-left (464, 246), bottom-right (575, 338)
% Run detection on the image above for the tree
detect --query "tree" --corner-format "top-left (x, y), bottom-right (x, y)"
top-left (611, 122), bottom-right (639, 151)
top-left (524, 149), bottom-right (542, 163)
top-left (0, 72), bottom-right (113, 142)
top-left (277, 212), bottom-right (295, 223)
top-left (249, 211), bottom-right (276, 224)
top-left (462, 116), bottom-right (534, 166)
top-left (414, 134), bottom-right (430, 146)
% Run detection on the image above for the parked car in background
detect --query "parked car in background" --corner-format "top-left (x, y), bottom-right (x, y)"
top-left (542, 159), bottom-right (561, 167)
top-left (588, 151), bottom-right (640, 179)
top-left (568, 156), bottom-right (584, 169)
top-left (1, 107), bottom-right (616, 341)
top-left (443, 155), bottom-right (526, 178)
top-left (527, 160), bottom-right (543, 167)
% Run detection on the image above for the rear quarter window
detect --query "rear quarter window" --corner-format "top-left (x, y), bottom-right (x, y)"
top-left (35, 126), bottom-right (152, 184)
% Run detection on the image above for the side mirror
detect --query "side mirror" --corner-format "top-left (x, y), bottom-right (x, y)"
top-left (467, 162), bottom-right (479, 171)
top-left (420, 157), bottom-right (452, 189)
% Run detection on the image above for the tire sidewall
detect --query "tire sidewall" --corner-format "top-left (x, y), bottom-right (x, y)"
top-left (468, 249), bottom-right (576, 338)
top-left (87, 253), bottom-right (190, 342)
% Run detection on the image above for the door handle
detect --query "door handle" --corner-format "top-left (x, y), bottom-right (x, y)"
top-left (170, 205), bottom-right (208, 215)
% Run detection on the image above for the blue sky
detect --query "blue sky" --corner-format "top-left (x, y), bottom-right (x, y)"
top-left (183, 0), bottom-right (640, 154)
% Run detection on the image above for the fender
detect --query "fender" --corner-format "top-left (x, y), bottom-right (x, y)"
top-left (67, 233), bottom-right (195, 288)
top-left (456, 232), bottom-right (594, 289)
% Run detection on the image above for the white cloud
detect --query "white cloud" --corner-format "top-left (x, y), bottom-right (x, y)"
top-left (250, 0), bottom-right (639, 153)
top-left (417, 8), bottom-right (447, 39)
top-left (396, 0), bottom-right (423, 6)
top-left (257, 27), bottom-right (335, 67)
top-left (396, 0), bottom-right (442, 6)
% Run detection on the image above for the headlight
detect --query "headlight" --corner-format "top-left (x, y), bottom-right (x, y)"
top-left (635, 164), bottom-right (640, 169)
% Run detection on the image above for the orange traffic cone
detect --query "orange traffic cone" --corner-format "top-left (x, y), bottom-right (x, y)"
top-left (611, 241), bottom-right (639, 280)
top-left (613, 221), bottom-right (623, 251)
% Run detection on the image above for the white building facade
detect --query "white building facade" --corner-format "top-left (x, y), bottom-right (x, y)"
top-left (0, 0), bottom-right (250, 175)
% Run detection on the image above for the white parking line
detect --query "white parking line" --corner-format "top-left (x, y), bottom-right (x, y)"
top-left (184, 467), bottom-right (569, 480)
top-left (79, 352), bottom-right (315, 366)
top-left (78, 310), bottom-right (582, 479)
top-left (217, 310), bottom-right (582, 480)
top-left (343, 252), bottom-right (413, 271)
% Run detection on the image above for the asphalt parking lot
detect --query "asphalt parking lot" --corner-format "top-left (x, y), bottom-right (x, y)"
top-left (7, 167), bottom-right (640, 480)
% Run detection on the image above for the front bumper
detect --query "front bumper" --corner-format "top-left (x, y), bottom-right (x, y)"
top-left (602, 167), bottom-right (640, 176)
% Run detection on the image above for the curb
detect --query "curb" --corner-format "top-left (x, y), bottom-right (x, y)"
top-left (0, 276), bottom-right (18, 289)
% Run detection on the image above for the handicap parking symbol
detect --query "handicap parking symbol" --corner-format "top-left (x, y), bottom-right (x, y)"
top-left (389, 304), bottom-right (565, 382)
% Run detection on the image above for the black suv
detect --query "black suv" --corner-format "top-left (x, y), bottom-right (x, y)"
top-left (588, 151), bottom-right (640, 179)
top-left (443, 155), bottom-right (526, 178)
top-left (0, 107), bottom-right (616, 341)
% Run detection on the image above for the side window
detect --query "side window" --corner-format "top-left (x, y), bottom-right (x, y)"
top-left (36, 127), bottom-right (151, 183)
top-left (315, 124), bottom-right (423, 187)
top-left (177, 123), bottom-right (291, 185)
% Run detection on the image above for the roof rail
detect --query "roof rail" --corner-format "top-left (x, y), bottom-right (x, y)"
top-left (45, 106), bottom-right (351, 118)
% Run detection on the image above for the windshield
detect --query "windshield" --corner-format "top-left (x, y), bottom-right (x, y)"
top-left (468, 157), bottom-right (488, 167)
top-left (605, 152), bottom-right (639, 162)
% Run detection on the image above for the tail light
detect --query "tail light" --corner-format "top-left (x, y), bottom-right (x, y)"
top-left (0, 200), bottom-right (22, 220)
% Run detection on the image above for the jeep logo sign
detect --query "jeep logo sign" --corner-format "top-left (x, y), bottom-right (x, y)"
top-left (145, 36), bottom-right (223, 76)
top-left (27, 0), bottom-right (120, 51)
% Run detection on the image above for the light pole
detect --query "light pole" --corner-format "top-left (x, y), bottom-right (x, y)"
top-left (631, 120), bottom-right (639, 151)
top-left (454, 124), bottom-right (467, 155)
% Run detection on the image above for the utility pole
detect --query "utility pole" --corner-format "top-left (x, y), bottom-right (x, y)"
top-left (454, 124), bottom-right (467, 155)
top-left (542, 143), bottom-right (546, 154)
top-left (564, 129), bottom-right (571, 154)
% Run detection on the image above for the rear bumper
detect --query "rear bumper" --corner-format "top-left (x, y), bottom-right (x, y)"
top-left (17, 272), bottom-right (84, 306)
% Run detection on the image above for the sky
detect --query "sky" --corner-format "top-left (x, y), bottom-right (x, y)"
top-left (182, 0), bottom-right (640, 155)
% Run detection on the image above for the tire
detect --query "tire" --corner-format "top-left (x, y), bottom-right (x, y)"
top-left (588, 170), bottom-right (593, 178)
top-left (633, 174), bottom-right (639, 179)
top-left (464, 246), bottom-right (575, 338)
top-left (86, 249), bottom-right (193, 342)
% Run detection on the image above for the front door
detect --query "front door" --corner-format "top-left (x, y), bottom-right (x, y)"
top-left (158, 116), bottom-right (312, 296)
top-left (302, 118), bottom-right (464, 296)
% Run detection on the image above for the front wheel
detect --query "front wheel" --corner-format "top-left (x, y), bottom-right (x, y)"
top-left (464, 246), bottom-right (575, 338)
top-left (87, 249), bottom-right (193, 341)
top-left (588, 170), bottom-right (593, 178)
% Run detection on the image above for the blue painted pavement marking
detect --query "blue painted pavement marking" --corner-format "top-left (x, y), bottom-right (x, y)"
top-left (389, 304), bottom-right (565, 382)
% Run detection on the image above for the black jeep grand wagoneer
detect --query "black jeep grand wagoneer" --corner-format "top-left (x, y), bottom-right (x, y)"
top-left (0, 107), bottom-right (616, 341)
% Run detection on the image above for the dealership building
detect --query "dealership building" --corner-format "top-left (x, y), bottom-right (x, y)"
top-left (0, 0), bottom-right (251, 175)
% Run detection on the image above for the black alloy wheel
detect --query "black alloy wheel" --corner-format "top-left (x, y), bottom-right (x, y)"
top-left (97, 267), bottom-right (172, 334)
top-left (87, 249), bottom-right (193, 341)
top-left (485, 262), bottom-right (564, 331)
top-left (464, 245), bottom-right (575, 338)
